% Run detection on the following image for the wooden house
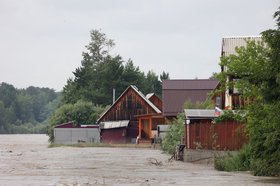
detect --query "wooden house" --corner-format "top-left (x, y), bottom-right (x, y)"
top-left (97, 85), bottom-right (164, 143)
top-left (221, 36), bottom-right (262, 109)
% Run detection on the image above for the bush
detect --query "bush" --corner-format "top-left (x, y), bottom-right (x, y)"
top-left (47, 100), bottom-right (105, 142)
top-left (247, 103), bottom-right (280, 176)
top-left (214, 145), bottom-right (251, 172)
top-left (214, 110), bottom-right (246, 123)
top-left (161, 113), bottom-right (185, 154)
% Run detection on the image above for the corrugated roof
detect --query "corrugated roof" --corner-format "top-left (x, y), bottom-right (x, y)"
top-left (184, 109), bottom-right (216, 118)
top-left (163, 79), bottom-right (219, 90)
top-left (221, 36), bottom-right (262, 57)
top-left (146, 93), bottom-right (154, 100)
top-left (55, 122), bottom-right (99, 128)
top-left (100, 120), bottom-right (129, 129)
top-left (162, 79), bottom-right (219, 117)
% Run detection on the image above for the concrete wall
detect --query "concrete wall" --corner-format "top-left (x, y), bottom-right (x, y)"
top-left (54, 128), bottom-right (100, 144)
top-left (183, 149), bottom-right (237, 163)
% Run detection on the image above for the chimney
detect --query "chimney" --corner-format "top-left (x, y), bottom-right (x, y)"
top-left (113, 88), bottom-right (116, 103)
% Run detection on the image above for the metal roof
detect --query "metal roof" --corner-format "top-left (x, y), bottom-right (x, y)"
top-left (55, 122), bottom-right (99, 128)
top-left (130, 85), bottom-right (161, 114)
top-left (146, 93), bottom-right (155, 100)
top-left (162, 79), bottom-right (219, 117)
top-left (221, 36), bottom-right (262, 57)
top-left (99, 120), bottom-right (129, 129)
top-left (184, 109), bottom-right (217, 119)
top-left (163, 79), bottom-right (219, 90)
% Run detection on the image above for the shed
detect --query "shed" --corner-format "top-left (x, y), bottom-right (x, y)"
top-left (54, 122), bottom-right (100, 144)
top-left (184, 109), bottom-right (247, 150)
top-left (99, 120), bottom-right (129, 143)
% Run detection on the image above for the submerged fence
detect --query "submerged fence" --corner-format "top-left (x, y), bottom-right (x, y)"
top-left (186, 121), bottom-right (247, 150)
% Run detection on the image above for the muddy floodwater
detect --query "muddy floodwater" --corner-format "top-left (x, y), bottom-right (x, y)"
top-left (0, 134), bottom-right (279, 186)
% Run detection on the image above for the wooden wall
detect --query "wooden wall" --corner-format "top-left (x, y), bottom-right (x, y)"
top-left (186, 120), bottom-right (247, 150)
top-left (99, 88), bottom-right (158, 122)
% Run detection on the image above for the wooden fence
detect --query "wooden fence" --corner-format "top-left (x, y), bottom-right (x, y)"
top-left (186, 121), bottom-right (247, 150)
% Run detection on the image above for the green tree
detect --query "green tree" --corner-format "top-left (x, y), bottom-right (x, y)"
top-left (0, 83), bottom-right (17, 108)
top-left (63, 30), bottom-right (168, 105)
top-left (214, 7), bottom-right (280, 176)
top-left (62, 29), bottom-right (115, 104)
top-left (0, 82), bottom-right (59, 134)
top-left (160, 71), bottom-right (170, 81)
top-left (0, 101), bottom-right (8, 133)
top-left (143, 70), bottom-right (162, 96)
top-left (161, 113), bottom-right (185, 154)
top-left (121, 59), bottom-right (146, 91)
top-left (48, 100), bottom-right (105, 142)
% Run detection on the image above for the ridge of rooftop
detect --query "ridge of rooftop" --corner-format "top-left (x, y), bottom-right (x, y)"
top-left (222, 35), bottom-right (261, 39)
top-left (163, 79), bottom-right (217, 81)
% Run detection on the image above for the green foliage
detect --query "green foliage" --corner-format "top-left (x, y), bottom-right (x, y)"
top-left (162, 100), bottom-right (213, 154)
top-left (62, 29), bottom-right (167, 106)
top-left (214, 110), bottom-right (246, 123)
top-left (214, 7), bottom-right (280, 176)
top-left (183, 99), bottom-right (214, 109)
top-left (214, 145), bottom-right (252, 172)
top-left (246, 103), bottom-right (280, 176)
top-left (160, 71), bottom-right (170, 81)
top-left (161, 113), bottom-right (185, 154)
top-left (47, 100), bottom-right (105, 142)
top-left (0, 82), bottom-right (59, 134)
top-left (218, 40), bottom-right (268, 101)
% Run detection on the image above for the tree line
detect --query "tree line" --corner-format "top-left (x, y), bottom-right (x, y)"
top-left (0, 83), bottom-right (60, 133)
top-left (0, 30), bottom-right (169, 137)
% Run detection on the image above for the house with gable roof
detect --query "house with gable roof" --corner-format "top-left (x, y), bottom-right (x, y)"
top-left (97, 85), bottom-right (164, 143)
top-left (221, 36), bottom-right (262, 110)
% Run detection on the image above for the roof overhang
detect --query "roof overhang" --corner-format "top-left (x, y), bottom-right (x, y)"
top-left (184, 109), bottom-right (221, 121)
top-left (99, 120), bottom-right (129, 129)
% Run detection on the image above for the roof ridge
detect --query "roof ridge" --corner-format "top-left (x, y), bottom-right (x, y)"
top-left (222, 35), bottom-right (261, 39)
top-left (163, 79), bottom-right (218, 81)
top-left (97, 85), bottom-right (161, 123)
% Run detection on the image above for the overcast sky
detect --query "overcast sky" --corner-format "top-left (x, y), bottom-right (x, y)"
top-left (0, 0), bottom-right (279, 91)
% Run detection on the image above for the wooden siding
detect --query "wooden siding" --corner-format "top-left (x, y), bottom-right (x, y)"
top-left (186, 121), bottom-right (247, 150)
top-left (148, 95), bottom-right (162, 111)
top-left (99, 88), bottom-right (158, 122)
top-left (101, 128), bottom-right (127, 143)
top-left (98, 86), bottom-right (161, 143)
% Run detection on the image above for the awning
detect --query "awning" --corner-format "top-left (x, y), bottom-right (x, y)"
top-left (99, 120), bottom-right (129, 129)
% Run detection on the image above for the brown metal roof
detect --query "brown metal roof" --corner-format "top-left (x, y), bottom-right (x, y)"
top-left (163, 79), bottom-right (219, 90)
top-left (162, 79), bottom-right (219, 117)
